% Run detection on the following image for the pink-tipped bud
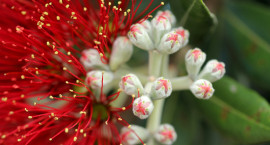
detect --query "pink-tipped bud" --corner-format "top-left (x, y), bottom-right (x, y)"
top-left (109, 36), bottom-right (133, 71)
top-left (85, 70), bottom-right (113, 89)
top-left (151, 77), bottom-right (172, 100)
top-left (185, 48), bottom-right (206, 80)
top-left (154, 124), bottom-right (177, 145)
top-left (199, 59), bottom-right (226, 82)
top-left (140, 20), bottom-right (152, 36)
top-left (80, 49), bottom-right (105, 70)
top-left (157, 30), bottom-right (183, 54)
top-left (151, 14), bottom-right (172, 46)
top-left (190, 79), bottom-right (214, 99)
top-left (119, 74), bottom-right (144, 97)
top-left (175, 27), bottom-right (189, 46)
top-left (120, 125), bottom-right (150, 145)
top-left (133, 96), bottom-right (154, 119)
top-left (128, 24), bottom-right (154, 51)
top-left (156, 10), bottom-right (176, 26)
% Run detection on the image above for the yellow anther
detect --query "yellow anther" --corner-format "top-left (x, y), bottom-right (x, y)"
top-left (21, 75), bottom-right (25, 79)
top-left (83, 7), bottom-right (87, 11)
top-left (21, 11), bottom-right (26, 15)
top-left (73, 137), bottom-right (77, 142)
top-left (65, 128), bottom-right (69, 133)
top-left (43, 12), bottom-right (48, 15)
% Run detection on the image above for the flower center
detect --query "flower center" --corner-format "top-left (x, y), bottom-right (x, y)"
top-left (92, 103), bottom-right (108, 120)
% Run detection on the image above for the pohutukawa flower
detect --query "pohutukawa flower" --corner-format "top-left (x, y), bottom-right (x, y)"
top-left (120, 125), bottom-right (150, 145)
top-left (128, 24), bottom-right (154, 51)
top-left (85, 70), bottom-right (113, 89)
top-left (199, 59), bottom-right (226, 82)
top-left (151, 77), bottom-right (172, 100)
top-left (156, 10), bottom-right (177, 26)
top-left (133, 96), bottom-right (154, 119)
top-left (175, 27), bottom-right (189, 46)
top-left (0, 0), bottom-right (164, 144)
top-left (151, 14), bottom-right (172, 46)
top-left (190, 79), bottom-right (215, 99)
top-left (80, 49), bottom-right (105, 70)
top-left (185, 48), bottom-right (206, 80)
top-left (157, 30), bottom-right (183, 54)
top-left (119, 74), bottom-right (144, 97)
top-left (154, 124), bottom-right (177, 145)
top-left (109, 36), bottom-right (133, 71)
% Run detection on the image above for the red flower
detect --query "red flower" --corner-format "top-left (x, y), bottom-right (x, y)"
top-left (0, 0), bottom-right (163, 144)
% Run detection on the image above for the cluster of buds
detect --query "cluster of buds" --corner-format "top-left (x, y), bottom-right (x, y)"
top-left (120, 124), bottom-right (177, 145)
top-left (119, 74), bottom-right (172, 119)
top-left (80, 8), bottom-right (225, 145)
top-left (128, 10), bottom-right (189, 54)
top-left (185, 48), bottom-right (225, 99)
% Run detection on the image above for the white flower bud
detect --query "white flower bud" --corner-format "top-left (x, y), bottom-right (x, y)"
top-left (119, 74), bottom-right (144, 97)
top-left (190, 79), bottom-right (214, 99)
top-left (109, 36), bottom-right (133, 71)
top-left (154, 124), bottom-right (177, 145)
top-left (151, 14), bottom-right (172, 46)
top-left (133, 96), bottom-right (154, 119)
top-left (156, 10), bottom-right (176, 26)
top-left (120, 125), bottom-right (150, 145)
top-left (185, 48), bottom-right (206, 80)
top-left (199, 59), bottom-right (226, 82)
top-left (128, 24), bottom-right (154, 51)
top-left (80, 49), bottom-right (105, 70)
top-left (85, 70), bottom-right (113, 89)
top-left (151, 77), bottom-right (172, 100)
top-left (175, 27), bottom-right (189, 46)
top-left (140, 20), bottom-right (152, 37)
top-left (157, 30), bottom-right (183, 54)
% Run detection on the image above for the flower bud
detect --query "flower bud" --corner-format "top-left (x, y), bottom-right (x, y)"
top-left (185, 48), bottom-right (206, 80)
top-left (154, 124), bottom-right (177, 145)
top-left (85, 70), bottom-right (113, 89)
top-left (120, 125), bottom-right (150, 145)
top-left (133, 96), bottom-right (154, 119)
top-left (128, 24), bottom-right (154, 51)
top-left (199, 59), bottom-right (226, 82)
top-left (109, 36), bottom-right (133, 71)
top-left (175, 27), bottom-right (189, 47)
top-left (190, 79), bottom-right (214, 99)
top-left (151, 77), bottom-right (172, 100)
top-left (140, 20), bottom-right (152, 36)
top-left (156, 10), bottom-right (176, 26)
top-left (151, 14), bottom-right (172, 46)
top-left (157, 30), bottom-right (183, 54)
top-left (119, 74), bottom-right (144, 97)
top-left (80, 49), bottom-right (105, 70)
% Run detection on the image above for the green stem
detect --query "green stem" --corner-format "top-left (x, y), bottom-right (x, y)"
top-left (146, 52), bottom-right (168, 145)
top-left (171, 76), bottom-right (193, 91)
top-left (148, 51), bottom-right (163, 78)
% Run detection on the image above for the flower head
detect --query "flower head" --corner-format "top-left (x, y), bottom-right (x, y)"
top-left (0, 0), bottom-right (163, 144)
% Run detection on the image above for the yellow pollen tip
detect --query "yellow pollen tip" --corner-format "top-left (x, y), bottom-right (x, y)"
top-left (73, 137), bottom-right (77, 142)
top-left (21, 11), bottom-right (26, 15)
top-left (161, 2), bottom-right (165, 5)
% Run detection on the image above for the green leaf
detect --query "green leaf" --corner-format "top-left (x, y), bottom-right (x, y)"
top-left (195, 77), bottom-right (270, 144)
top-left (168, 0), bottom-right (217, 44)
top-left (223, 1), bottom-right (270, 89)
